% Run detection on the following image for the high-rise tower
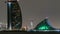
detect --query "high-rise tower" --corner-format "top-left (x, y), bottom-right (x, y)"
top-left (7, 0), bottom-right (22, 30)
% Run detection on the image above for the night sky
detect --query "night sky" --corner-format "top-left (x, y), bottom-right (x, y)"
top-left (0, 0), bottom-right (60, 29)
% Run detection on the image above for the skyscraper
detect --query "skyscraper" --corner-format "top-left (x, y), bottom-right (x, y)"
top-left (7, 0), bottom-right (22, 30)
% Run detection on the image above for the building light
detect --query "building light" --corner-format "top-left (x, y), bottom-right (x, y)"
top-left (8, 2), bottom-right (11, 6)
top-left (38, 26), bottom-right (49, 30)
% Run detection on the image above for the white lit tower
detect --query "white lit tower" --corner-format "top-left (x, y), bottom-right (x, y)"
top-left (30, 20), bottom-right (34, 30)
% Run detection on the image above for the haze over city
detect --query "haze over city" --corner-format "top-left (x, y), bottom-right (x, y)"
top-left (0, 0), bottom-right (60, 29)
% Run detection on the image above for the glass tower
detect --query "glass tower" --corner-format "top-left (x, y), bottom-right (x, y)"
top-left (7, 0), bottom-right (22, 30)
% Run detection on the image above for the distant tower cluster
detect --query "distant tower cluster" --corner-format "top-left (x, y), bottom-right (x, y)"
top-left (7, 0), bottom-right (22, 30)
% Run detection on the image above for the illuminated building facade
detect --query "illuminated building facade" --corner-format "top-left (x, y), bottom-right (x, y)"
top-left (34, 18), bottom-right (56, 30)
top-left (7, 0), bottom-right (22, 30)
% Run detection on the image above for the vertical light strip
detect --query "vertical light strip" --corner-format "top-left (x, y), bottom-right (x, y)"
top-left (8, 2), bottom-right (12, 30)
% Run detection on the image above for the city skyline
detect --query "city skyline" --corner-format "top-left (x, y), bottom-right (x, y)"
top-left (0, 0), bottom-right (60, 29)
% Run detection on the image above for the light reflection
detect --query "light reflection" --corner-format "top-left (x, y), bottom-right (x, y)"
top-left (8, 2), bottom-right (11, 6)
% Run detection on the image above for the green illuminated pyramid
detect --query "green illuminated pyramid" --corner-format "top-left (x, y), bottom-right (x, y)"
top-left (34, 18), bottom-right (55, 30)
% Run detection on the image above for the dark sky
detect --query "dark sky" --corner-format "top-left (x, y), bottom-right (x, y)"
top-left (0, 0), bottom-right (60, 29)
